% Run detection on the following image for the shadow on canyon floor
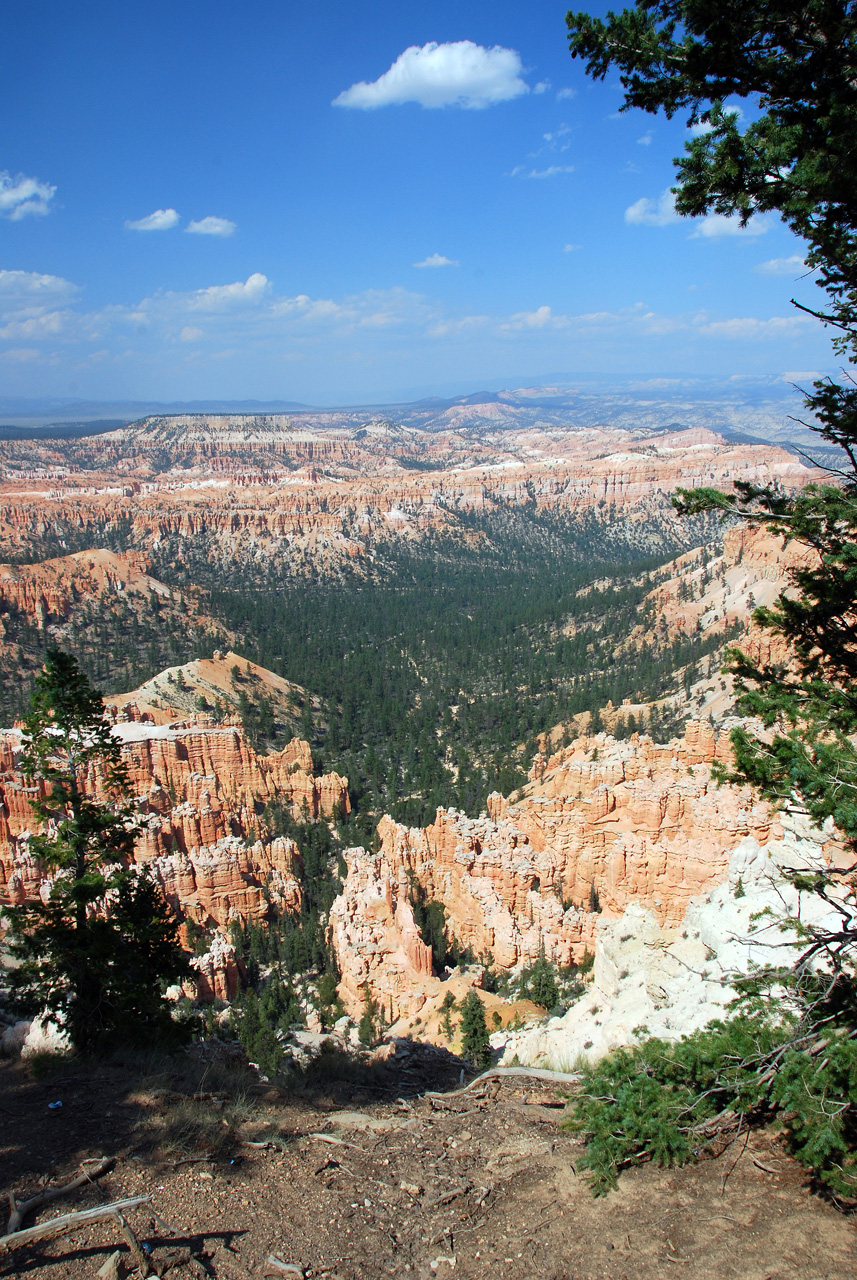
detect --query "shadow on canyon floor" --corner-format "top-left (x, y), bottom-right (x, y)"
top-left (2, 1038), bottom-right (855, 1280)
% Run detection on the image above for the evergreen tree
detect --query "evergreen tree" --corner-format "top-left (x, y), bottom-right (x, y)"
top-left (528, 950), bottom-right (560, 1011)
top-left (439, 990), bottom-right (457, 1039)
top-left (7, 650), bottom-right (191, 1052)
top-left (459, 989), bottom-right (492, 1068)
top-left (358, 984), bottom-right (379, 1046)
top-left (563, 0), bottom-right (857, 1195)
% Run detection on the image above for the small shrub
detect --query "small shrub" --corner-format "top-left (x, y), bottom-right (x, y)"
top-left (564, 1013), bottom-right (857, 1198)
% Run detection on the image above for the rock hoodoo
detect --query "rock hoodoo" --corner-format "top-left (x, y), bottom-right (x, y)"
top-left (329, 721), bottom-right (786, 1022)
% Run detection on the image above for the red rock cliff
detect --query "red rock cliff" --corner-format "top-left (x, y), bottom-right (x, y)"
top-left (330, 721), bottom-right (783, 1019)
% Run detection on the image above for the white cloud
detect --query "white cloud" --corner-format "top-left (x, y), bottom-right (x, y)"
top-left (637, 132), bottom-right (653, 146)
top-left (332, 41), bottom-right (529, 110)
top-left (0, 311), bottom-right (64, 340)
top-left (125, 208), bottom-right (180, 232)
top-left (626, 188), bottom-right (769, 236)
top-left (534, 81), bottom-right (550, 94)
top-left (691, 213), bottom-right (769, 238)
top-left (556, 87), bottom-right (576, 101)
top-left (501, 305), bottom-right (570, 331)
top-left (754, 254), bottom-right (808, 276)
top-left (625, 188), bottom-right (679, 226)
top-left (0, 170), bottom-right (56, 220)
top-left (698, 315), bottom-right (806, 339)
top-left (179, 326), bottom-right (203, 342)
top-left (185, 272), bottom-right (270, 310)
top-left (564, 243), bottom-right (582, 252)
top-left (509, 164), bottom-right (574, 179)
top-left (414, 253), bottom-right (458, 269)
top-left (0, 346), bottom-right (43, 363)
top-left (187, 216), bottom-right (236, 237)
top-left (0, 268), bottom-right (77, 306)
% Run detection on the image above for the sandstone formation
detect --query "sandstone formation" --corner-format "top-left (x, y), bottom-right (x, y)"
top-left (500, 807), bottom-right (848, 1067)
top-left (329, 721), bottom-right (786, 1021)
top-left (105, 649), bottom-right (311, 729)
top-left (0, 713), bottom-right (349, 998)
top-left (0, 420), bottom-right (817, 584)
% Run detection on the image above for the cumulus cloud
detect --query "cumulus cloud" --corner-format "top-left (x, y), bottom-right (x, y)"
top-left (691, 213), bottom-right (769, 238)
top-left (187, 216), bottom-right (236, 237)
top-left (755, 254), bottom-right (808, 276)
top-left (332, 41), bottom-right (529, 110)
top-left (625, 188), bottom-right (679, 227)
top-left (501, 305), bottom-right (569, 331)
top-left (186, 272), bottom-right (270, 310)
top-left (637, 132), bottom-right (653, 146)
top-left (556, 87), bottom-right (576, 101)
top-left (414, 253), bottom-right (458, 268)
top-left (125, 208), bottom-right (180, 232)
top-left (0, 269), bottom-right (77, 306)
top-left (0, 170), bottom-right (56, 220)
top-left (0, 311), bottom-right (65, 340)
top-left (626, 188), bottom-right (769, 236)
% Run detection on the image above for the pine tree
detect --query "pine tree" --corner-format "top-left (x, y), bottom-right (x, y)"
top-left (528, 950), bottom-right (559, 1011)
top-left (459, 989), bottom-right (492, 1068)
top-left (7, 650), bottom-right (190, 1052)
top-left (562, 0), bottom-right (857, 1195)
top-left (358, 984), bottom-right (379, 1046)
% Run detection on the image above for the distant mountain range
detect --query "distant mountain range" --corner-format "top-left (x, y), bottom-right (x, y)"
top-left (0, 374), bottom-right (831, 459)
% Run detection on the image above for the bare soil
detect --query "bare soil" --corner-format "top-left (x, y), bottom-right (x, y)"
top-left (1, 1040), bottom-right (854, 1280)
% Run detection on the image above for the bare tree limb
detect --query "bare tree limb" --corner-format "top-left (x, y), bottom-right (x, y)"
top-left (425, 1066), bottom-right (580, 1100)
top-left (0, 1195), bottom-right (150, 1254)
top-left (6, 1156), bottom-right (116, 1234)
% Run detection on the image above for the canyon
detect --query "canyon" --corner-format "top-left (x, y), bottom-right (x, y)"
top-left (0, 406), bottom-right (832, 1059)
top-left (0, 416), bottom-right (813, 580)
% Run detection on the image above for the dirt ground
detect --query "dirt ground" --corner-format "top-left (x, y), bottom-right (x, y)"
top-left (1, 1040), bottom-right (854, 1280)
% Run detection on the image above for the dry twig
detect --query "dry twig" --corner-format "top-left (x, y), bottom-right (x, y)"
top-left (263, 1257), bottom-right (305, 1277)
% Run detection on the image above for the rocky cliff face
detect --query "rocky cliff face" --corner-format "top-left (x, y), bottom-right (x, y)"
top-left (329, 721), bottom-right (782, 1021)
top-left (0, 422), bottom-right (816, 579)
top-left (0, 716), bottom-right (349, 996)
top-left (501, 806), bottom-right (848, 1067)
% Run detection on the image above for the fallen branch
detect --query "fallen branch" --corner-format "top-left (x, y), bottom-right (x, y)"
top-left (115, 1209), bottom-right (151, 1278)
top-left (307, 1134), bottom-right (364, 1151)
top-left (425, 1066), bottom-right (580, 1100)
top-left (0, 1195), bottom-right (150, 1254)
top-left (7, 1156), bottom-right (116, 1234)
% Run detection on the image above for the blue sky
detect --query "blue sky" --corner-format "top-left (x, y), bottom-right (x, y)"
top-left (0, 0), bottom-right (834, 405)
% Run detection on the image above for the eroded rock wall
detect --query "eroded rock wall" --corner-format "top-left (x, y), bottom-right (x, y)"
top-left (0, 718), bottom-right (350, 996)
top-left (330, 722), bottom-right (784, 1019)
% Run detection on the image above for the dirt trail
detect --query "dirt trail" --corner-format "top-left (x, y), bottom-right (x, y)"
top-left (1, 1044), bottom-right (854, 1280)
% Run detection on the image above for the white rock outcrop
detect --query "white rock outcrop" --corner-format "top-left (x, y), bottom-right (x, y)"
top-left (500, 811), bottom-right (848, 1068)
